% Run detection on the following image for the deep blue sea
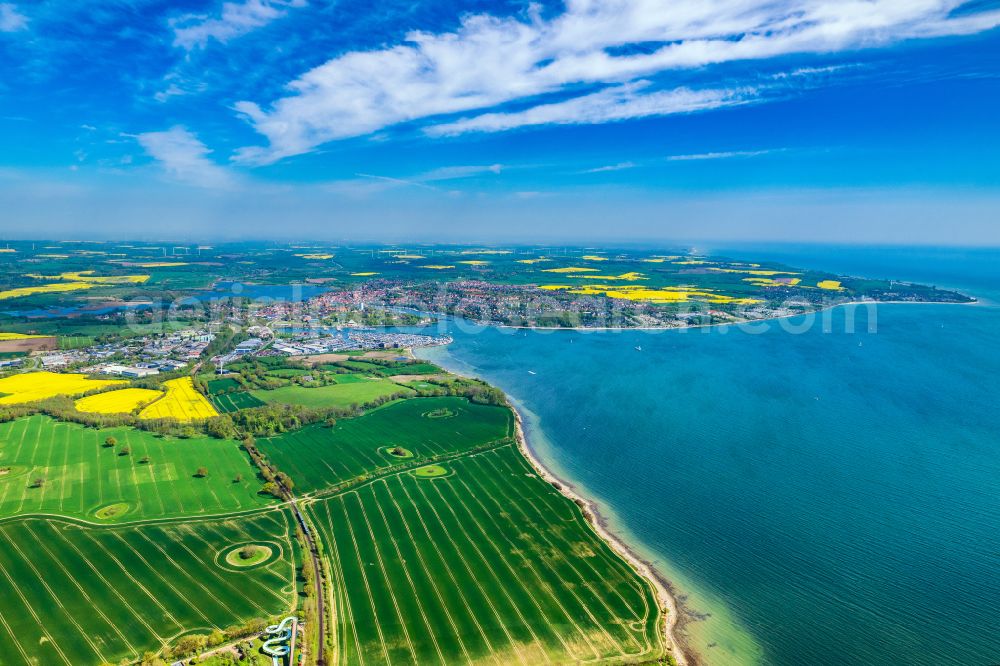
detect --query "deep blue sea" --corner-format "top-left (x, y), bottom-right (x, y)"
top-left (419, 246), bottom-right (1000, 666)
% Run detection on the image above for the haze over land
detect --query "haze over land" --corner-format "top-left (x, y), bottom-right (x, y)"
top-left (1, 0), bottom-right (999, 243)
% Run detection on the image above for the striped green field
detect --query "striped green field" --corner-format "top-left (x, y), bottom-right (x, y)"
top-left (312, 445), bottom-right (665, 665)
top-left (257, 397), bottom-right (513, 493)
top-left (211, 390), bottom-right (267, 413)
top-left (0, 415), bottom-right (273, 521)
top-left (251, 377), bottom-right (413, 409)
top-left (0, 509), bottom-right (297, 665)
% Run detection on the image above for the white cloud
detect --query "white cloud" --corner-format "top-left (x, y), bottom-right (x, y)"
top-left (0, 3), bottom-right (27, 32)
top-left (137, 126), bottom-right (238, 189)
top-left (667, 149), bottom-right (776, 161)
top-left (233, 0), bottom-right (1000, 163)
top-left (417, 164), bottom-right (503, 181)
top-left (172, 0), bottom-right (306, 50)
top-left (581, 162), bottom-right (637, 173)
top-left (426, 83), bottom-right (753, 136)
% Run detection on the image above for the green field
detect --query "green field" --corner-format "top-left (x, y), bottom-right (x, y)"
top-left (257, 397), bottom-right (513, 493)
top-left (212, 391), bottom-right (267, 413)
top-left (0, 509), bottom-right (297, 664)
top-left (251, 378), bottom-right (413, 409)
top-left (0, 416), bottom-right (272, 521)
top-left (312, 445), bottom-right (665, 665)
top-left (207, 378), bottom-right (241, 394)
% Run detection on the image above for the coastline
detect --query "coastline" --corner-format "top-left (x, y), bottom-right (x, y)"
top-left (508, 402), bottom-right (696, 666)
top-left (414, 345), bottom-right (695, 665)
top-left (485, 297), bottom-right (979, 333)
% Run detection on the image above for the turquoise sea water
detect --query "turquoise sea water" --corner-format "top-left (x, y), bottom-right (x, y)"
top-left (418, 247), bottom-right (1000, 666)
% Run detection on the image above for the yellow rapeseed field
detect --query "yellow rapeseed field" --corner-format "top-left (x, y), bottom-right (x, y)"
top-left (540, 284), bottom-right (761, 305)
top-left (295, 254), bottom-right (334, 260)
top-left (26, 271), bottom-right (149, 284)
top-left (0, 332), bottom-right (49, 340)
top-left (134, 262), bottom-right (189, 268)
top-left (516, 258), bottom-right (550, 264)
top-left (0, 282), bottom-right (95, 300)
top-left (710, 268), bottom-right (802, 277)
top-left (0, 372), bottom-right (126, 405)
top-left (744, 277), bottom-right (802, 287)
top-left (420, 265), bottom-right (455, 270)
top-left (817, 280), bottom-right (844, 290)
top-left (573, 272), bottom-right (647, 281)
top-left (581, 255), bottom-right (608, 261)
top-left (76, 388), bottom-right (163, 414)
top-left (351, 272), bottom-right (380, 276)
top-left (139, 377), bottom-right (218, 421)
top-left (395, 254), bottom-right (425, 260)
top-left (458, 260), bottom-right (489, 266)
top-left (541, 267), bottom-right (600, 273)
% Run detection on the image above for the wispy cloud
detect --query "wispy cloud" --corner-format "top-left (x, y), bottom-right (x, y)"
top-left (417, 164), bottom-right (503, 181)
top-left (427, 84), bottom-right (754, 137)
top-left (0, 3), bottom-right (27, 32)
top-left (172, 0), bottom-right (306, 50)
top-left (137, 126), bottom-right (238, 189)
top-left (667, 149), bottom-right (777, 161)
top-left (232, 0), bottom-right (1000, 163)
top-left (580, 162), bottom-right (638, 174)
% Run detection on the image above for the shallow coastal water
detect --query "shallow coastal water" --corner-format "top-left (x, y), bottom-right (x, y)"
top-left (419, 247), bottom-right (1000, 666)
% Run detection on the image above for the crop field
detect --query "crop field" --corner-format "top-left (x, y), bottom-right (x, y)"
top-left (207, 378), bottom-right (242, 394)
top-left (0, 509), bottom-right (297, 665)
top-left (251, 378), bottom-right (412, 409)
top-left (257, 397), bottom-right (513, 493)
top-left (0, 371), bottom-right (126, 405)
top-left (75, 387), bottom-right (163, 414)
top-left (0, 416), bottom-right (272, 521)
top-left (211, 390), bottom-right (266, 413)
top-left (140, 377), bottom-right (220, 421)
top-left (311, 445), bottom-right (665, 665)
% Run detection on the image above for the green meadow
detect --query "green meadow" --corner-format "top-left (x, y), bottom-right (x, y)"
top-left (312, 445), bottom-right (665, 665)
top-left (257, 397), bottom-right (513, 493)
top-left (0, 510), bottom-right (297, 665)
top-left (0, 416), bottom-right (272, 521)
top-left (251, 377), bottom-right (413, 409)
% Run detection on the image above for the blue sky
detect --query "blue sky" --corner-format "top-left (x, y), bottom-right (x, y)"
top-left (1, 0), bottom-right (999, 243)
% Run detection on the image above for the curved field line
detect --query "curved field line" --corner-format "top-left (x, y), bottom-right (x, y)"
top-left (157, 528), bottom-right (278, 614)
top-left (109, 532), bottom-right (217, 628)
top-left (0, 603), bottom-right (33, 665)
top-left (314, 501), bottom-right (363, 666)
top-left (452, 465), bottom-right (630, 660)
top-left (0, 535), bottom-right (74, 665)
top-left (429, 473), bottom-right (603, 662)
top-left (0, 528), bottom-right (107, 663)
top-left (381, 478), bottom-right (480, 665)
top-left (80, 529), bottom-right (183, 630)
top-left (410, 478), bottom-right (540, 666)
top-left (349, 489), bottom-right (420, 664)
top-left (22, 522), bottom-right (139, 658)
top-left (338, 494), bottom-right (393, 665)
top-left (477, 453), bottom-right (648, 656)
top-left (50, 526), bottom-right (164, 640)
top-left (488, 451), bottom-right (659, 655)
top-left (134, 529), bottom-right (269, 618)
top-left (365, 482), bottom-right (448, 665)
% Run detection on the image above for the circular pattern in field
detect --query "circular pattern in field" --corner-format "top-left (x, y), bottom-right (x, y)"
top-left (93, 503), bottom-right (131, 521)
top-left (422, 407), bottom-right (456, 419)
top-left (216, 541), bottom-right (281, 571)
top-left (378, 446), bottom-right (415, 460)
top-left (411, 464), bottom-right (452, 479)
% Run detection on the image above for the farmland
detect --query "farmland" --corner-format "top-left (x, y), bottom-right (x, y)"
top-left (257, 397), bottom-right (513, 493)
top-left (251, 377), bottom-right (412, 409)
top-left (140, 377), bottom-right (220, 421)
top-left (0, 415), bottom-right (272, 521)
top-left (0, 510), bottom-right (297, 665)
top-left (75, 387), bottom-right (163, 414)
top-left (0, 371), bottom-right (126, 405)
top-left (311, 445), bottom-right (665, 665)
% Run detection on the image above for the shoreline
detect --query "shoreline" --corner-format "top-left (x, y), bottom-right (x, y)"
top-left (508, 404), bottom-right (696, 666)
top-left (482, 297), bottom-right (979, 333)
top-left (415, 344), bottom-right (695, 665)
